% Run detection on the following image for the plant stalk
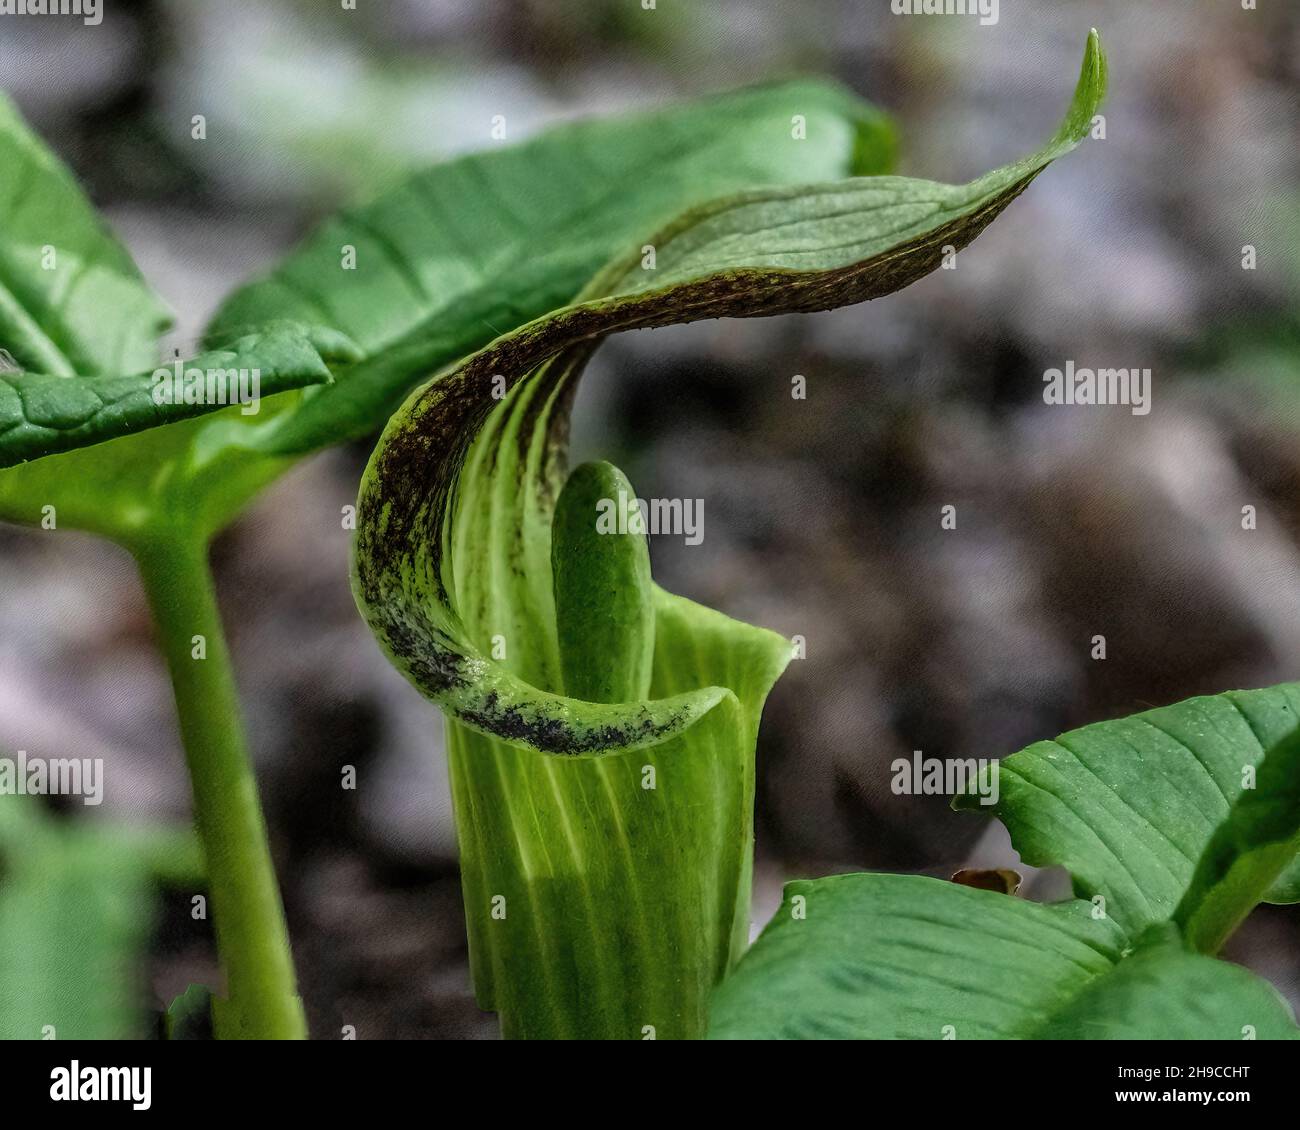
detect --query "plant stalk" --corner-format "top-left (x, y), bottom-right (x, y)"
top-left (134, 535), bottom-right (305, 1040)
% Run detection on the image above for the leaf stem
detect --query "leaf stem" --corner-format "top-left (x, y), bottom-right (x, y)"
top-left (133, 535), bottom-right (305, 1040)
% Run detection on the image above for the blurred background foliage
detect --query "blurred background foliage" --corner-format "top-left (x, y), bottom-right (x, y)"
top-left (0, 0), bottom-right (1296, 1037)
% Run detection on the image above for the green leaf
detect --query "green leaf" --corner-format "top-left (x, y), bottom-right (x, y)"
top-left (707, 874), bottom-right (1299, 1040)
top-left (1265, 855), bottom-right (1300, 904)
top-left (0, 795), bottom-right (202, 1040)
top-left (0, 79), bottom-right (885, 542)
top-left (1034, 925), bottom-right (1300, 1040)
top-left (352, 32), bottom-right (1106, 1038)
top-left (711, 874), bottom-right (1123, 1040)
top-left (0, 323), bottom-right (354, 469)
top-left (953, 684), bottom-right (1300, 947)
top-left (1173, 726), bottom-right (1300, 951)
top-left (0, 399), bottom-right (296, 545)
top-left (206, 78), bottom-right (896, 457)
top-left (0, 92), bottom-right (172, 377)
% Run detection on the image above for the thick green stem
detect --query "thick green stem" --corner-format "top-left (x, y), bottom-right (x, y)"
top-left (134, 535), bottom-right (305, 1040)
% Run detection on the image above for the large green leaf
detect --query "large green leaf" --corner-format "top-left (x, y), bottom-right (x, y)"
top-left (1034, 925), bottom-right (1299, 1040)
top-left (207, 79), bottom-right (896, 457)
top-left (707, 874), bottom-right (1298, 1040)
top-left (953, 684), bottom-right (1300, 948)
top-left (713, 688), bottom-right (1300, 1040)
top-left (0, 795), bottom-right (202, 1040)
top-left (352, 32), bottom-right (1106, 1038)
top-left (0, 79), bottom-right (888, 542)
top-left (1173, 725), bottom-right (1300, 950)
top-left (0, 93), bottom-right (171, 378)
top-left (0, 94), bottom-right (338, 482)
top-left (1266, 855), bottom-right (1300, 903)
top-left (0, 92), bottom-right (345, 530)
top-left (0, 323), bottom-right (355, 469)
top-left (0, 102), bottom-right (342, 477)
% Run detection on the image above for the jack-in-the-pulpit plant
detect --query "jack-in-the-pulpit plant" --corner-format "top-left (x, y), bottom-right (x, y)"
top-left (0, 61), bottom-right (896, 1038)
top-left (5, 27), bottom-right (1299, 1042)
top-left (349, 30), bottom-right (1126, 1039)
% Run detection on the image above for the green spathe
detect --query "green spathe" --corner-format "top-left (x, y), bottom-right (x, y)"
top-left (352, 31), bottom-right (1107, 1038)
